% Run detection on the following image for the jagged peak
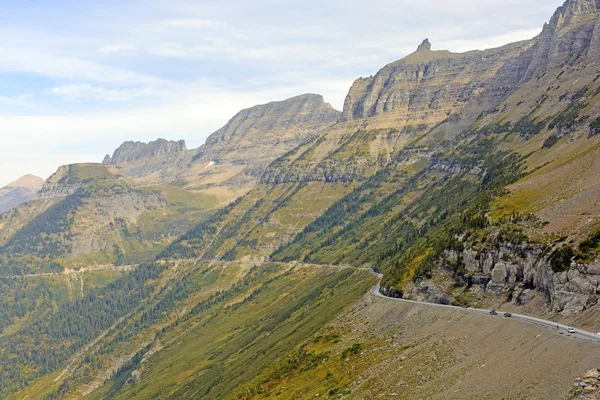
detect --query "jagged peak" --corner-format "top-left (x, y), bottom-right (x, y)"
top-left (105, 138), bottom-right (187, 165)
top-left (416, 38), bottom-right (432, 52)
top-left (542, 0), bottom-right (599, 31)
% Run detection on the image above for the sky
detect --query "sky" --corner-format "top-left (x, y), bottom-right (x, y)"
top-left (0, 0), bottom-right (564, 187)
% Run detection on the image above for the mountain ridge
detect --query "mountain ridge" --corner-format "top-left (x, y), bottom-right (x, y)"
top-left (3, 0), bottom-right (600, 398)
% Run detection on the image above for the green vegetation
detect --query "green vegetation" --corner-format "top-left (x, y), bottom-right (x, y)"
top-left (512, 116), bottom-right (546, 136)
top-left (83, 266), bottom-right (374, 400)
top-left (577, 229), bottom-right (600, 261)
top-left (549, 246), bottom-right (575, 273)
top-left (0, 189), bottom-right (89, 274)
top-left (274, 133), bottom-right (524, 290)
top-left (0, 262), bottom-right (163, 397)
top-left (542, 135), bottom-right (559, 149)
top-left (589, 117), bottom-right (600, 130)
top-left (548, 89), bottom-right (589, 132)
top-left (340, 343), bottom-right (362, 359)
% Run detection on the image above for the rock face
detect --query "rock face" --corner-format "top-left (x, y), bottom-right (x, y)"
top-left (195, 93), bottom-right (340, 166)
top-left (341, 0), bottom-right (600, 129)
top-left (102, 139), bottom-right (191, 182)
top-left (341, 39), bottom-right (534, 124)
top-left (416, 38), bottom-right (432, 52)
top-left (0, 175), bottom-right (45, 213)
top-left (204, 94), bottom-right (339, 148)
top-left (524, 0), bottom-right (600, 81)
top-left (104, 139), bottom-right (187, 166)
top-left (574, 369), bottom-right (600, 399)
top-left (437, 243), bottom-right (600, 316)
top-left (36, 165), bottom-right (87, 200)
top-left (409, 280), bottom-right (451, 305)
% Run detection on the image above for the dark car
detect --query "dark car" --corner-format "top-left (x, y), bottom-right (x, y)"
top-left (504, 312), bottom-right (512, 318)
top-left (490, 310), bottom-right (497, 316)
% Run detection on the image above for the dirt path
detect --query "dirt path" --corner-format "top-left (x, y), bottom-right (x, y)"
top-left (0, 264), bottom-right (137, 279)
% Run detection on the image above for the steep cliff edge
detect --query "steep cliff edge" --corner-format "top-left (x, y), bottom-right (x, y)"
top-left (341, 39), bottom-right (535, 128)
top-left (102, 139), bottom-right (191, 182)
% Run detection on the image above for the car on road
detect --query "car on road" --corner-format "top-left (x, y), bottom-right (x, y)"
top-left (504, 312), bottom-right (512, 318)
top-left (568, 327), bottom-right (576, 333)
top-left (490, 310), bottom-right (497, 316)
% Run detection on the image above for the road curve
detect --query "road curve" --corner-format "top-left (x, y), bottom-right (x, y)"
top-left (368, 270), bottom-right (600, 344)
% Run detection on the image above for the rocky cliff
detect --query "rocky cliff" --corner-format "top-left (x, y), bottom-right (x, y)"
top-left (104, 139), bottom-right (187, 165)
top-left (0, 175), bottom-right (45, 213)
top-left (195, 93), bottom-right (340, 165)
top-left (341, 39), bottom-right (535, 127)
top-left (102, 139), bottom-right (191, 182)
top-left (523, 0), bottom-right (600, 81)
top-left (422, 243), bottom-right (600, 316)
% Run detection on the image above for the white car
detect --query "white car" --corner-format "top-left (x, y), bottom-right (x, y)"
top-left (567, 327), bottom-right (575, 333)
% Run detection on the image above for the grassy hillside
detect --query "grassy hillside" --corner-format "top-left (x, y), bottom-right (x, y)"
top-left (3, 262), bottom-right (373, 400)
top-left (0, 164), bottom-right (228, 274)
top-left (233, 294), bottom-right (600, 400)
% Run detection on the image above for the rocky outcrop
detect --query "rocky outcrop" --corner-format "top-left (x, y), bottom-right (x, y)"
top-left (416, 38), bottom-right (431, 52)
top-left (574, 369), bottom-right (600, 399)
top-left (36, 165), bottom-right (88, 199)
top-left (0, 175), bottom-right (45, 213)
top-left (70, 188), bottom-right (167, 255)
top-left (204, 94), bottom-right (339, 147)
top-left (102, 139), bottom-right (192, 182)
top-left (260, 158), bottom-right (377, 184)
top-left (440, 243), bottom-right (600, 315)
top-left (105, 139), bottom-right (187, 166)
top-left (409, 280), bottom-right (452, 305)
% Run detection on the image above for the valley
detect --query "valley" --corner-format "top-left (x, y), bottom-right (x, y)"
top-left (2, 0), bottom-right (600, 398)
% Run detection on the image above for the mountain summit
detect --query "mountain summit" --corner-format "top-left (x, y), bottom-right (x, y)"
top-left (0, 174), bottom-right (44, 213)
top-left (416, 38), bottom-right (431, 51)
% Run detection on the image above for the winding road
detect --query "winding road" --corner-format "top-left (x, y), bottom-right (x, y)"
top-left (368, 270), bottom-right (600, 344)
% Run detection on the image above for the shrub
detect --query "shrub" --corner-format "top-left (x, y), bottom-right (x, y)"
top-left (341, 343), bottom-right (362, 359)
top-left (543, 135), bottom-right (559, 149)
top-left (549, 246), bottom-right (574, 272)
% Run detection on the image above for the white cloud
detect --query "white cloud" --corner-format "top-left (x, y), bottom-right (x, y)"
top-left (154, 18), bottom-right (228, 30)
top-left (98, 44), bottom-right (138, 55)
top-left (437, 28), bottom-right (543, 52)
top-left (0, 46), bottom-right (158, 85)
top-left (49, 84), bottom-right (156, 103)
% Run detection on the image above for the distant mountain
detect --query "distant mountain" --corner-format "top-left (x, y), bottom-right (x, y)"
top-left (102, 93), bottom-right (340, 188)
top-left (0, 174), bottom-right (44, 213)
top-left (0, 94), bottom-right (340, 274)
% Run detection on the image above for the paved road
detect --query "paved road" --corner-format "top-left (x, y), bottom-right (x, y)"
top-left (368, 270), bottom-right (600, 344)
